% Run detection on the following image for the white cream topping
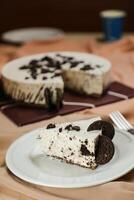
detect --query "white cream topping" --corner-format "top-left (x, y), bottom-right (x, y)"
top-left (2, 52), bottom-right (111, 83)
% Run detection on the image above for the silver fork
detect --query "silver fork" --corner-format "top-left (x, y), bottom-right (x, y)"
top-left (109, 111), bottom-right (134, 135)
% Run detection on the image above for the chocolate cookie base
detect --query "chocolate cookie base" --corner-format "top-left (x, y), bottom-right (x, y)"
top-left (46, 155), bottom-right (97, 170)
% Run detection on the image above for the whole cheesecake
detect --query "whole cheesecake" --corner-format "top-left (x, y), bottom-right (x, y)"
top-left (1, 52), bottom-right (111, 108)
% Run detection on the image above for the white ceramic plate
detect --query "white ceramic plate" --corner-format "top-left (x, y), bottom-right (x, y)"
top-left (6, 127), bottom-right (134, 188)
top-left (2, 27), bottom-right (64, 43)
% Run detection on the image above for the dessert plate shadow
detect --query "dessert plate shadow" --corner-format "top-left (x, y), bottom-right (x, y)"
top-left (6, 127), bottom-right (134, 188)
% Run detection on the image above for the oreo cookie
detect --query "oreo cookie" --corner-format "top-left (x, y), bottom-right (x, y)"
top-left (95, 135), bottom-right (115, 165)
top-left (55, 88), bottom-right (63, 111)
top-left (46, 123), bottom-right (56, 129)
top-left (44, 88), bottom-right (53, 110)
top-left (87, 120), bottom-right (115, 140)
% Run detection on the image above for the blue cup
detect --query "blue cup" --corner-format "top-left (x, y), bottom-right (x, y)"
top-left (100, 10), bottom-right (126, 41)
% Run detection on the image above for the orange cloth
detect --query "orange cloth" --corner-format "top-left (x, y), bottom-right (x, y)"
top-left (0, 36), bottom-right (134, 200)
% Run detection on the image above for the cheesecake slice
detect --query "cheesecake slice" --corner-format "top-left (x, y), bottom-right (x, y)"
top-left (38, 118), bottom-right (115, 169)
top-left (38, 118), bottom-right (115, 170)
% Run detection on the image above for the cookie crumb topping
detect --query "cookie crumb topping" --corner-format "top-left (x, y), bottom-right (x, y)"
top-left (46, 123), bottom-right (56, 129)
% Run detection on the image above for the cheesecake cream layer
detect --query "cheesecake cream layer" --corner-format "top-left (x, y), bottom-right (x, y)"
top-left (63, 70), bottom-right (111, 96)
top-left (39, 119), bottom-right (101, 169)
top-left (2, 76), bottom-right (64, 106)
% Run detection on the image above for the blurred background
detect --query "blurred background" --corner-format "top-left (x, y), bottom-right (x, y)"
top-left (0, 0), bottom-right (132, 34)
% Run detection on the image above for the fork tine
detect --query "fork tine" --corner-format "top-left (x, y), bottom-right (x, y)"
top-left (113, 112), bottom-right (129, 129)
top-left (109, 112), bottom-right (126, 129)
top-left (116, 111), bottom-right (133, 129)
top-left (109, 114), bottom-right (122, 129)
top-left (110, 111), bottom-right (133, 131)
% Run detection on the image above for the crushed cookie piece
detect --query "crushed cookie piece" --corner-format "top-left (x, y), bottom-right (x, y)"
top-left (42, 76), bottom-right (47, 80)
top-left (59, 127), bottom-right (62, 132)
top-left (80, 144), bottom-right (91, 156)
top-left (65, 124), bottom-right (81, 131)
top-left (65, 124), bottom-right (72, 131)
top-left (72, 126), bottom-right (80, 131)
top-left (85, 139), bottom-right (88, 145)
top-left (46, 123), bottom-right (56, 129)
top-left (29, 59), bottom-right (38, 65)
top-left (80, 64), bottom-right (93, 71)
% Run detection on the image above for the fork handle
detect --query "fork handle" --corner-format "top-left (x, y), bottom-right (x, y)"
top-left (128, 129), bottom-right (134, 135)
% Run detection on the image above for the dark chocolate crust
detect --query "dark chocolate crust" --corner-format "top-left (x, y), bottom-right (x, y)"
top-left (87, 120), bottom-right (115, 140)
top-left (95, 135), bottom-right (115, 165)
top-left (46, 155), bottom-right (97, 170)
